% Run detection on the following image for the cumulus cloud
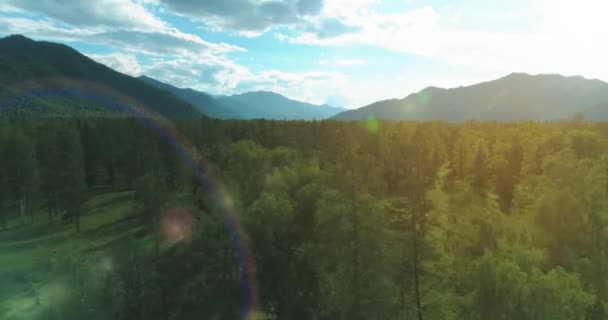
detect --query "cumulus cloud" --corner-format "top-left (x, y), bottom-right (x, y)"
top-left (155, 0), bottom-right (358, 38)
top-left (0, 16), bottom-right (244, 57)
top-left (0, 0), bottom-right (245, 59)
top-left (158, 0), bottom-right (325, 32)
top-left (0, 16), bottom-right (96, 40)
top-left (143, 55), bottom-right (250, 92)
top-left (283, 7), bottom-right (442, 56)
top-left (3, 0), bottom-right (165, 31)
top-left (297, 0), bottom-right (324, 15)
top-left (88, 53), bottom-right (143, 76)
top-left (93, 29), bottom-right (244, 56)
top-left (304, 17), bottom-right (359, 39)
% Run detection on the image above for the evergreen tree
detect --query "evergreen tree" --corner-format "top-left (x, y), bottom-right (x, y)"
top-left (2, 128), bottom-right (39, 225)
top-left (54, 123), bottom-right (86, 232)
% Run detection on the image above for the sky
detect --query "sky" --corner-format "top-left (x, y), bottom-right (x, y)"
top-left (1, 0), bottom-right (608, 109)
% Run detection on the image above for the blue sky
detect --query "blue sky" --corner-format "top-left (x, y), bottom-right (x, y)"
top-left (1, 0), bottom-right (607, 108)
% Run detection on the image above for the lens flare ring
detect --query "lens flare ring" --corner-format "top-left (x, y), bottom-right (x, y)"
top-left (0, 78), bottom-right (260, 319)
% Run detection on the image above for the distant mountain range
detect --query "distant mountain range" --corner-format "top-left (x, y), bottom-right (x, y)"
top-left (138, 75), bottom-right (240, 119)
top-left (3, 35), bottom-right (608, 122)
top-left (0, 34), bottom-right (344, 120)
top-left (333, 73), bottom-right (608, 121)
top-left (139, 75), bottom-right (345, 120)
top-left (216, 91), bottom-right (345, 120)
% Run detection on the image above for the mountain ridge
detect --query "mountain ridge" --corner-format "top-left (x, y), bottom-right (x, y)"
top-left (333, 72), bottom-right (608, 121)
top-left (137, 75), bottom-right (241, 119)
top-left (139, 75), bottom-right (346, 120)
top-left (4, 35), bottom-right (608, 122)
top-left (0, 34), bottom-right (201, 118)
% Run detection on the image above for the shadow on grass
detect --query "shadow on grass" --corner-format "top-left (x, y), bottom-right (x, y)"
top-left (83, 213), bottom-right (143, 238)
top-left (86, 226), bottom-right (149, 253)
top-left (82, 190), bottom-right (134, 212)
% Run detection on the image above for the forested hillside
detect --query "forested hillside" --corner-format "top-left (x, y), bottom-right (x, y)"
top-left (0, 35), bottom-right (200, 118)
top-left (1, 116), bottom-right (607, 319)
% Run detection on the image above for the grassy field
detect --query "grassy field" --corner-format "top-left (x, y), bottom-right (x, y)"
top-left (0, 190), bottom-right (143, 320)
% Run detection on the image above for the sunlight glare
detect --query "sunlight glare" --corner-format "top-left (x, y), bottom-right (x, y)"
top-left (160, 208), bottom-right (198, 244)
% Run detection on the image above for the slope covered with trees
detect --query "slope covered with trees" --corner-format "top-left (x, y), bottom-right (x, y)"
top-left (0, 35), bottom-right (200, 118)
top-left (334, 73), bottom-right (608, 121)
top-left (1, 114), bottom-right (608, 320)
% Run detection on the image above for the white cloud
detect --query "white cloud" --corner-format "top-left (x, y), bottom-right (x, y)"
top-left (274, 32), bottom-right (289, 42)
top-left (284, 7), bottom-right (442, 55)
top-left (321, 0), bottom-right (378, 19)
top-left (143, 55), bottom-right (250, 92)
top-left (0, 17), bottom-right (96, 38)
top-left (319, 58), bottom-right (366, 66)
top-left (0, 16), bottom-right (244, 57)
top-left (93, 28), bottom-right (245, 56)
top-left (282, 1), bottom-right (608, 82)
top-left (4, 0), bottom-right (166, 31)
top-left (141, 55), bottom-right (346, 105)
top-left (0, 0), bottom-right (246, 60)
top-left (156, 0), bottom-right (325, 33)
top-left (152, 0), bottom-right (364, 39)
top-left (88, 53), bottom-right (143, 76)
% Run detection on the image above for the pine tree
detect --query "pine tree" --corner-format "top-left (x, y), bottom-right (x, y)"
top-left (55, 123), bottom-right (86, 232)
top-left (3, 129), bottom-right (39, 225)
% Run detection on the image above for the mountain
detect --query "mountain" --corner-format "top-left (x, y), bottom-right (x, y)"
top-left (138, 75), bottom-right (241, 119)
top-left (217, 91), bottom-right (345, 120)
top-left (333, 73), bottom-right (608, 121)
top-left (138, 75), bottom-right (345, 120)
top-left (0, 35), bottom-right (200, 118)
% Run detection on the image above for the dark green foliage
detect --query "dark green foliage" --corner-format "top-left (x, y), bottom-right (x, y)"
top-left (2, 116), bottom-right (608, 319)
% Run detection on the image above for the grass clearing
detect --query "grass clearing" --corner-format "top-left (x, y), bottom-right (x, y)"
top-left (0, 190), bottom-right (140, 320)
